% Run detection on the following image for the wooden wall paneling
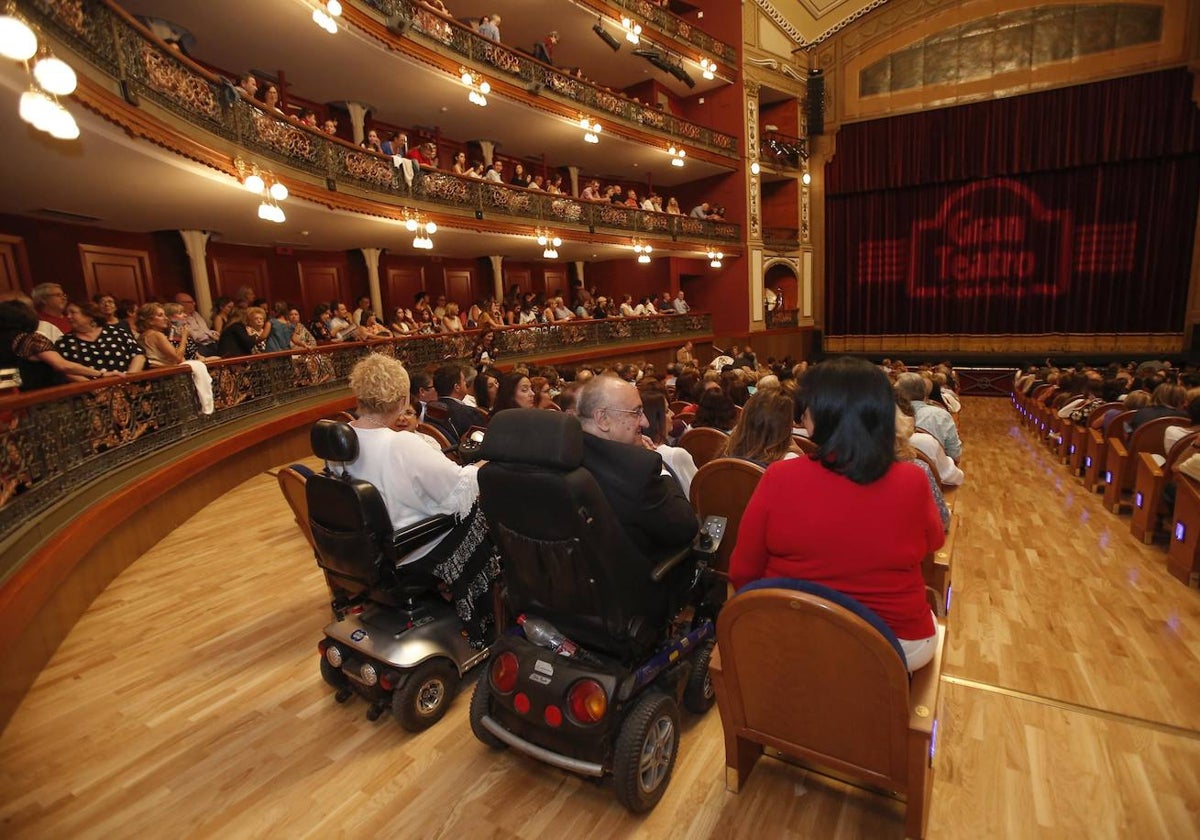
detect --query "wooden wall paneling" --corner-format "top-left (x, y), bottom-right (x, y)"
top-left (210, 255), bottom-right (270, 302)
top-left (78, 245), bottom-right (154, 303)
top-left (543, 268), bottom-right (568, 298)
top-left (0, 234), bottom-right (31, 295)
top-left (444, 269), bottom-right (473, 308)
top-left (503, 268), bottom-right (531, 296)
top-left (385, 266), bottom-right (426, 316)
top-left (297, 262), bottom-right (342, 314)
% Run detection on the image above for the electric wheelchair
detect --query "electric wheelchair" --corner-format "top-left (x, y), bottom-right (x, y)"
top-left (468, 409), bottom-right (725, 812)
top-left (307, 419), bottom-right (489, 731)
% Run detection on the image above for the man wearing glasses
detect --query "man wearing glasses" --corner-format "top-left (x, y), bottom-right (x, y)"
top-left (575, 373), bottom-right (697, 558)
top-left (32, 283), bottom-right (71, 339)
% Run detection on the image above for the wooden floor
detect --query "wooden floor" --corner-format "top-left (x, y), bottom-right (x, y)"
top-left (2, 398), bottom-right (1199, 838)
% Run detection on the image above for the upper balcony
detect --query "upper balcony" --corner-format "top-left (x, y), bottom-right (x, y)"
top-left (18, 0), bottom-right (741, 249)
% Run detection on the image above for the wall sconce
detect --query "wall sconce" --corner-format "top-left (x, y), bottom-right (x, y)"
top-left (536, 228), bottom-right (562, 259)
top-left (750, 161), bottom-right (760, 175)
top-left (698, 58), bottom-right (716, 80)
top-left (404, 210), bottom-right (437, 249)
top-left (632, 239), bottom-right (653, 264)
top-left (668, 145), bottom-right (686, 167)
top-left (578, 115), bottom-right (601, 144)
top-left (621, 16), bottom-right (642, 45)
top-left (460, 68), bottom-right (490, 106)
top-left (235, 159), bottom-right (288, 223)
top-left (802, 169), bottom-right (812, 185)
top-left (706, 248), bottom-right (724, 268)
top-left (312, 0), bottom-right (342, 34)
top-left (3, 13), bottom-right (80, 141)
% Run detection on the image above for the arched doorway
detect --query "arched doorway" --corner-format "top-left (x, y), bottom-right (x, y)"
top-left (763, 260), bottom-right (799, 313)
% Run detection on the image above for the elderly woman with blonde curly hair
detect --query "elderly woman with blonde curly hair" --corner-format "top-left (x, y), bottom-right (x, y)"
top-left (343, 353), bottom-right (497, 643)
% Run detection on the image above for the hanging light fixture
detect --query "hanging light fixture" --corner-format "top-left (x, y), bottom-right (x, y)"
top-left (707, 248), bottom-right (724, 269)
top-left (460, 67), bottom-right (490, 107)
top-left (0, 10), bottom-right (37, 61)
top-left (620, 16), bottom-right (642, 45)
top-left (632, 239), bottom-right (653, 264)
top-left (312, 0), bottom-right (341, 34)
top-left (404, 210), bottom-right (437, 249)
top-left (698, 58), bottom-right (716, 81)
top-left (31, 54), bottom-right (76, 96)
top-left (235, 159), bottom-right (288, 223)
top-left (535, 228), bottom-right (562, 259)
top-left (668, 145), bottom-right (686, 167)
top-left (578, 114), bottom-right (601, 144)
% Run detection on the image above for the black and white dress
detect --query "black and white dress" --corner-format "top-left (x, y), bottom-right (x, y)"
top-left (55, 327), bottom-right (142, 372)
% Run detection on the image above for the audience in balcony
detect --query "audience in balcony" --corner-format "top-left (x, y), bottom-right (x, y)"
top-left (216, 305), bottom-right (271, 357)
top-left (236, 72), bottom-right (257, 98)
top-left (477, 14), bottom-right (501, 41)
top-left (139, 303), bottom-right (193, 366)
top-left (381, 131), bottom-right (408, 156)
top-left (484, 161), bottom-right (504, 182)
top-left (53, 301), bottom-right (145, 378)
top-left (172, 292), bottom-right (219, 354)
top-left (533, 30), bottom-right (558, 65)
top-left (92, 294), bottom-right (121, 329)
top-left (328, 301), bottom-right (365, 342)
top-left (260, 84), bottom-right (283, 114)
top-left (32, 283), bottom-right (71, 341)
top-left (1, 299), bottom-right (121, 389)
top-left (362, 129), bottom-right (384, 153)
top-left (210, 296), bottom-right (235, 335)
top-left (509, 163), bottom-right (531, 187)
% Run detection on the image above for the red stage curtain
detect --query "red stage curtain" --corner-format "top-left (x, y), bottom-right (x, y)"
top-left (825, 69), bottom-right (1200, 337)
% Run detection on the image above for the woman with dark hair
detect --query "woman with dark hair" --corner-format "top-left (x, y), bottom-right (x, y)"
top-left (0, 299), bottom-right (118, 389)
top-left (93, 293), bottom-right (121, 328)
top-left (730, 356), bottom-right (944, 672)
top-left (309, 303), bottom-right (334, 342)
top-left (211, 296), bottom-right (235, 335)
top-left (642, 391), bottom-right (697, 496)
top-left (116, 298), bottom-right (139, 336)
top-left (492, 371), bottom-right (534, 413)
top-left (473, 367), bottom-right (500, 411)
top-left (722, 390), bottom-right (797, 466)
top-left (528, 375), bottom-right (554, 409)
top-left (692, 388), bottom-right (737, 433)
top-left (57, 300), bottom-right (146, 377)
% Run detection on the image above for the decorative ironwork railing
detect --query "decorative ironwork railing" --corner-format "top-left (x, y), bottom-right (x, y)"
top-left (759, 131), bottom-right (807, 170)
top-left (0, 315), bottom-right (711, 545)
top-left (599, 0), bottom-right (738, 64)
top-left (363, 0), bottom-right (738, 155)
top-left (766, 308), bottom-right (800, 329)
top-left (762, 227), bottom-right (800, 250)
top-left (22, 0), bottom-right (740, 244)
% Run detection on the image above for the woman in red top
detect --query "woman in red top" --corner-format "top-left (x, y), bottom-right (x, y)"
top-left (730, 356), bottom-right (944, 671)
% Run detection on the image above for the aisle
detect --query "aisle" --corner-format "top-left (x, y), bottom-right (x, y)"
top-left (0, 399), bottom-right (1197, 839)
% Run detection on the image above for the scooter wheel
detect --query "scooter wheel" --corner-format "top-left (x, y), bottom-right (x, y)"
top-left (393, 658), bottom-right (458, 732)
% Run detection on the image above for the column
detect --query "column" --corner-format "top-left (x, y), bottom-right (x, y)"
top-left (573, 261), bottom-right (585, 288)
top-left (488, 255), bottom-right (504, 303)
top-left (477, 140), bottom-right (496, 166)
top-left (178, 230), bottom-right (213, 321)
top-left (361, 247), bottom-right (383, 318)
top-left (345, 101), bottom-right (370, 146)
top-left (567, 166), bottom-right (580, 198)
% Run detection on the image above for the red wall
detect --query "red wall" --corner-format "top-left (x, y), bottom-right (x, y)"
top-left (761, 180), bottom-right (799, 228)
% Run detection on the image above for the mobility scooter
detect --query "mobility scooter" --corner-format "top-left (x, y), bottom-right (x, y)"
top-left (468, 409), bottom-right (725, 812)
top-left (307, 419), bottom-right (490, 731)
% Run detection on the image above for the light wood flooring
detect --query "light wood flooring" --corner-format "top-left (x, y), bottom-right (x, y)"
top-left (1, 397), bottom-right (1198, 839)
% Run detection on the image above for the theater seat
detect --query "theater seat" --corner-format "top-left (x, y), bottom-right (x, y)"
top-left (710, 580), bottom-right (943, 840)
top-left (678, 426), bottom-right (729, 469)
top-left (277, 464), bottom-right (317, 554)
top-left (688, 457), bottom-right (765, 579)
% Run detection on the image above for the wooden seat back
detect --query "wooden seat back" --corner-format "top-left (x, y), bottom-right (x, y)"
top-left (688, 458), bottom-right (765, 575)
top-left (416, 422), bottom-right (460, 463)
top-left (678, 426), bottom-right (730, 469)
top-left (711, 586), bottom-right (943, 839)
top-left (277, 465), bottom-right (316, 553)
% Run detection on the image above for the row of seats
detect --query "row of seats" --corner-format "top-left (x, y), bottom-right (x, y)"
top-left (1013, 385), bottom-right (1200, 586)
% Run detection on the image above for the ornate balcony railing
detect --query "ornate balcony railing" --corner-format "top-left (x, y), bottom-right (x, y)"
top-left (759, 131), bottom-right (807, 170)
top-left (766, 308), bottom-right (800, 329)
top-left (762, 227), bottom-right (800, 250)
top-left (600, 0), bottom-right (738, 64)
top-left (363, 0), bottom-right (738, 155)
top-left (22, 0), bottom-right (740, 245)
top-left (0, 315), bottom-right (711, 546)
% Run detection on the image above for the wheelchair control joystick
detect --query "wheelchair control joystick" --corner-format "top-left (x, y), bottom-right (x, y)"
top-left (699, 526), bottom-right (713, 550)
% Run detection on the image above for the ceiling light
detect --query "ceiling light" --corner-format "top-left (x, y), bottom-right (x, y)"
top-left (621, 17), bottom-right (642, 45)
top-left (0, 13), bottom-right (37, 61)
top-left (668, 146), bottom-right (686, 167)
top-left (32, 55), bottom-right (76, 96)
top-left (18, 89), bottom-right (53, 126)
top-left (327, 0), bottom-right (342, 16)
top-left (244, 172), bottom-right (264, 193)
top-left (45, 104), bottom-right (78, 140)
top-left (699, 58), bottom-right (716, 81)
top-left (269, 181), bottom-right (289, 201)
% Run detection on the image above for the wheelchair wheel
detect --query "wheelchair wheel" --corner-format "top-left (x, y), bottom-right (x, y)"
top-left (613, 691), bottom-right (679, 813)
top-left (393, 658), bottom-right (458, 732)
top-left (681, 640), bottom-right (716, 714)
top-left (469, 670), bottom-right (506, 750)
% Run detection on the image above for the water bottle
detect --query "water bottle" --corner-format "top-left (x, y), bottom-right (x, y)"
top-left (517, 614), bottom-right (577, 657)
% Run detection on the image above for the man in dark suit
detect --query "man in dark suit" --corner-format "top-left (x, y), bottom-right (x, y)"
top-left (428, 363), bottom-right (488, 443)
top-left (576, 374), bottom-right (698, 559)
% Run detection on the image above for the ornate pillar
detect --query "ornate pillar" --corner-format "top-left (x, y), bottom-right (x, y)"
top-left (178, 230), bottom-right (212, 321)
top-left (488, 255), bottom-right (504, 302)
top-left (573, 260), bottom-right (585, 288)
top-left (745, 79), bottom-right (762, 244)
top-left (567, 166), bottom-right (580, 197)
top-left (360, 247), bottom-right (383, 318)
top-left (345, 101), bottom-right (370, 146)
top-left (478, 140), bottom-right (496, 166)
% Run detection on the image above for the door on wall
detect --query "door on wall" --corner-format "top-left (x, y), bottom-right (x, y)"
top-left (298, 263), bottom-right (342, 315)
top-left (0, 234), bottom-right (31, 296)
top-left (504, 268), bottom-right (531, 299)
top-left (542, 268), bottom-right (568, 299)
top-left (444, 269), bottom-right (473, 308)
top-left (211, 255), bottom-right (269, 302)
top-left (79, 244), bottom-right (154, 302)
top-left (386, 266), bottom-right (425, 315)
